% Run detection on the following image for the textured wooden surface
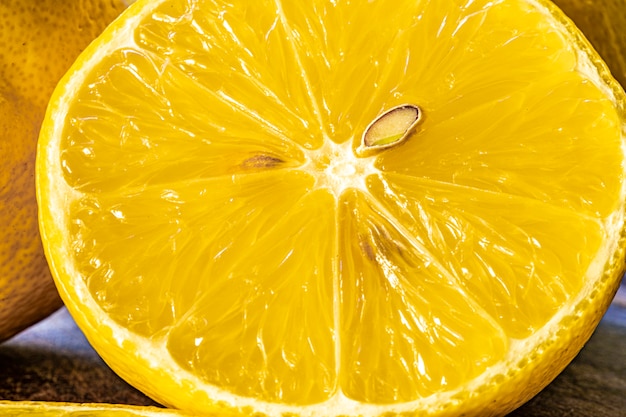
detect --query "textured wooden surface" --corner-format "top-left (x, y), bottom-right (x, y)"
top-left (0, 287), bottom-right (625, 416)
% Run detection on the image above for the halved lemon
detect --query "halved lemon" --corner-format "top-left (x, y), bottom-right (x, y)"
top-left (36, 0), bottom-right (626, 416)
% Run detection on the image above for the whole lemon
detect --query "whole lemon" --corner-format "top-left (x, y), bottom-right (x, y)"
top-left (0, 0), bottom-right (132, 342)
top-left (552, 0), bottom-right (626, 87)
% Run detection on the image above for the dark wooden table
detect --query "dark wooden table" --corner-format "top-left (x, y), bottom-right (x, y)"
top-left (1, 287), bottom-right (625, 416)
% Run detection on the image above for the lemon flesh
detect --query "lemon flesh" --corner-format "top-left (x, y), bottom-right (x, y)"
top-left (37, 0), bottom-right (626, 416)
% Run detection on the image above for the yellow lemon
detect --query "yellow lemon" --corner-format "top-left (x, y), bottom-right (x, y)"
top-left (0, 0), bottom-right (132, 341)
top-left (0, 401), bottom-right (193, 417)
top-left (36, 0), bottom-right (626, 416)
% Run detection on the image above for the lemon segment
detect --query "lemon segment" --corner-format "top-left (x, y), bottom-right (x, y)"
top-left (135, 0), bottom-right (327, 149)
top-left (69, 170), bottom-right (317, 337)
top-left (338, 189), bottom-right (507, 402)
top-left (61, 48), bottom-right (307, 193)
top-left (368, 174), bottom-right (604, 338)
top-left (167, 189), bottom-right (337, 405)
top-left (376, 74), bottom-right (623, 218)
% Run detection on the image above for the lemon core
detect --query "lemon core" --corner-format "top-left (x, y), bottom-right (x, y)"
top-left (304, 140), bottom-right (377, 197)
